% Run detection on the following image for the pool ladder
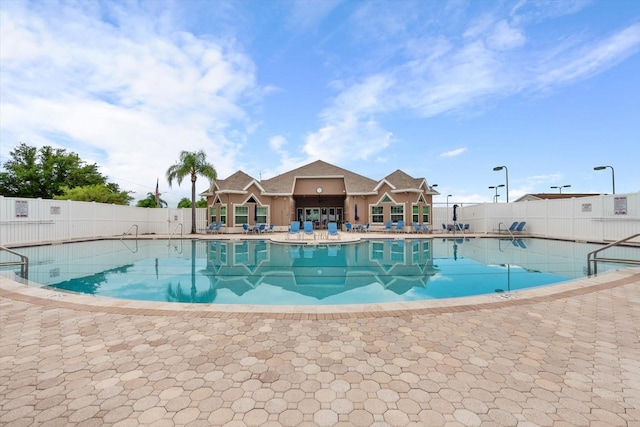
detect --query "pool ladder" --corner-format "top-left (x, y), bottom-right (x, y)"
top-left (587, 233), bottom-right (640, 276)
top-left (0, 246), bottom-right (29, 280)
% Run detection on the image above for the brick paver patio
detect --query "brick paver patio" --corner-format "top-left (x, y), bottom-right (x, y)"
top-left (1, 267), bottom-right (639, 426)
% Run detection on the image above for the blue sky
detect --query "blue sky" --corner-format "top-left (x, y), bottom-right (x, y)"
top-left (1, 0), bottom-right (639, 207)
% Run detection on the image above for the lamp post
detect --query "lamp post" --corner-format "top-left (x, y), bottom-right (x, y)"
top-left (550, 184), bottom-right (571, 193)
top-left (493, 166), bottom-right (509, 202)
top-left (594, 166), bottom-right (615, 194)
top-left (430, 184), bottom-right (438, 191)
top-left (488, 184), bottom-right (504, 203)
top-left (446, 194), bottom-right (452, 221)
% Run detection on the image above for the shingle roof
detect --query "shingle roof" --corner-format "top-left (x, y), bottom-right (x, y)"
top-left (260, 160), bottom-right (378, 194)
top-left (383, 169), bottom-right (424, 190)
top-left (210, 160), bottom-right (426, 195)
top-left (514, 193), bottom-right (599, 202)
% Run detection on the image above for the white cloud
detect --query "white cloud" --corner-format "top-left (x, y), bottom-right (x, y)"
top-left (440, 148), bottom-right (467, 158)
top-left (535, 23), bottom-right (640, 89)
top-left (486, 20), bottom-right (526, 51)
top-left (0, 2), bottom-right (260, 206)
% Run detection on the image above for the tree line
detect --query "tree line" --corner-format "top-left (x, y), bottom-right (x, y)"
top-left (0, 143), bottom-right (215, 222)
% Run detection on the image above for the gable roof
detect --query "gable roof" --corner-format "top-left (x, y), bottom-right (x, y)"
top-left (260, 160), bottom-right (378, 194)
top-left (382, 169), bottom-right (425, 193)
top-left (207, 160), bottom-right (430, 196)
top-left (514, 193), bottom-right (599, 202)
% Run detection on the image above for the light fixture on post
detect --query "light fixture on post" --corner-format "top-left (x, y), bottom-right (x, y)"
top-left (550, 184), bottom-right (571, 193)
top-left (446, 194), bottom-right (452, 220)
top-left (594, 165), bottom-right (615, 194)
top-left (493, 166), bottom-right (509, 202)
top-left (488, 184), bottom-right (504, 203)
top-left (430, 183), bottom-right (438, 191)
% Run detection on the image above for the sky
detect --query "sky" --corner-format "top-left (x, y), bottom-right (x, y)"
top-left (1, 0), bottom-right (639, 207)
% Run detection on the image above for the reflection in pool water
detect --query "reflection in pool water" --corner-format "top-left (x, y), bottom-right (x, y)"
top-left (7, 238), bottom-right (637, 305)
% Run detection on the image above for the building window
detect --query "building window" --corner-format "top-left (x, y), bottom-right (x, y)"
top-left (210, 207), bottom-right (216, 224)
top-left (391, 205), bottom-right (404, 223)
top-left (422, 205), bottom-right (430, 223)
top-left (371, 206), bottom-right (383, 223)
top-left (257, 206), bottom-right (268, 223)
top-left (220, 206), bottom-right (227, 225)
top-left (235, 206), bottom-right (249, 225)
top-left (412, 205), bottom-right (419, 223)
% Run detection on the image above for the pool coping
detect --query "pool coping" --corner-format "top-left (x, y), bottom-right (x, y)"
top-left (1, 265), bottom-right (639, 319)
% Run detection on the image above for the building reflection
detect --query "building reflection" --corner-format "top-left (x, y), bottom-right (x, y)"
top-left (201, 240), bottom-right (439, 301)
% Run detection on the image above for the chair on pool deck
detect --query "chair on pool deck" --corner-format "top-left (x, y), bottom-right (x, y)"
top-left (303, 221), bottom-right (315, 239)
top-left (513, 221), bottom-right (526, 234)
top-left (257, 224), bottom-right (266, 233)
top-left (327, 222), bottom-right (339, 239)
top-left (345, 222), bottom-right (353, 232)
top-left (206, 221), bottom-right (222, 234)
top-left (393, 220), bottom-right (405, 233)
top-left (420, 224), bottom-right (430, 233)
top-left (288, 221), bottom-right (300, 239)
top-left (382, 220), bottom-right (393, 232)
top-left (242, 224), bottom-right (250, 234)
top-left (412, 222), bottom-right (422, 233)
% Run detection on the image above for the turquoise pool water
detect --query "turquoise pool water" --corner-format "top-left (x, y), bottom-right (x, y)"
top-left (4, 238), bottom-right (638, 305)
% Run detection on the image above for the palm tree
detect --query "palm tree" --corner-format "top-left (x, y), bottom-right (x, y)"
top-left (166, 150), bottom-right (217, 234)
top-left (136, 192), bottom-right (167, 208)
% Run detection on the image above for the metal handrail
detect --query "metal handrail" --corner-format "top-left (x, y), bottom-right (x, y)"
top-left (497, 222), bottom-right (514, 239)
top-left (121, 224), bottom-right (138, 240)
top-left (0, 246), bottom-right (29, 280)
top-left (587, 233), bottom-right (640, 276)
top-left (168, 223), bottom-right (183, 243)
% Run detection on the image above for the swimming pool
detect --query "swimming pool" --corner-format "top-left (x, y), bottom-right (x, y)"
top-left (3, 238), bottom-right (638, 305)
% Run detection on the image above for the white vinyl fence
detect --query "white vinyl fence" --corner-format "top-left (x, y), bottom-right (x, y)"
top-left (1, 193), bottom-right (639, 247)
top-left (0, 197), bottom-right (208, 246)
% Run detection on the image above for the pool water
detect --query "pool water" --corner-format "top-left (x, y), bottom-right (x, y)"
top-left (4, 238), bottom-right (638, 305)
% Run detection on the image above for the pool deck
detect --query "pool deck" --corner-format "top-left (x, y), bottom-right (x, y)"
top-left (1, 232), bottom-right (639, 426)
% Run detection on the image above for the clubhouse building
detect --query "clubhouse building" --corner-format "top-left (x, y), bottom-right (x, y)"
top-left (202, 160), bottom-right (439, 232)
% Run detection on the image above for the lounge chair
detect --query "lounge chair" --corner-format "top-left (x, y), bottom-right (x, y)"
top-left (257, 224), bottom-right (266, 233)
top-left (266, 224), bottom-right (274, 233)
top-left (288, 221), bottom-right (300, 239)
top-left (382, 220), bottom-right (393, 232)
top-left (362, 223), bottom-right (370, 232)
top-left (514, 221), bottom-right (526, 234)
top-left (393, 220), bottom-right (405, 233)
top-left (464, 224), bottom-right (470, 232)
top-left (206, 221), bottom-right (223, 234)
top-left (327, 222), bottom-right (339, 239)
top-left (242, 224), bottom-right (250, 234)
top-left (442, 224), bottom-right (448, 233)
top-left (420, 224), bottom-right (430, 233)
top-left (345, 222), bottom-right (353, 232)
top-left (303, 221), bottom-right (315, 239)
top-left (412, 222), bottom-right (421, 233)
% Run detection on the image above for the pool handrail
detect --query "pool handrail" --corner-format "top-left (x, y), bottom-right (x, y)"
top-left (587, 233), bottom-right (640, 276)
top-left (168, 223), bottom-right (183, 243)
top-left (121, 224), bottom-right (138, 240)
top-left (0, 246), bottom-right (29, 280)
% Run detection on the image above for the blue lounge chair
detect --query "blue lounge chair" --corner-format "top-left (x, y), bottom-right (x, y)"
top-left (393, 220), bottom-right (405, 233)
top-left (327, 222), bottom-right (339, 239)
top-left (345, 222), bottom-right (353, 232)
top-left (362, 223), bottom-right (370, 232)
top-left (514, 221), bottom-right (526, 234)
top-left (420, 224), bottom-right (430, 233)
top-left (288, 221), bottom-right (300, 239)
top-left (257, 224), bottom-right (266, 233)
top-left (412, 222), bottom-right (421, 233)
top-left (266, 224), bottom-right (274, 233)
top-left (242, 224), bottom-right (250, 234)
top-left (382, 220), bottom-right (393, 232)
top-left (303, 221), bottom-right (314, 239)
top-left (207, 221), bottom-right (222, 234)
top-left (507, 221), bottom-right (519, 233)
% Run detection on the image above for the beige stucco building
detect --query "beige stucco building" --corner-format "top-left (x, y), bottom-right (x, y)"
top-left (202, 160), bottom-right (439, 232)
